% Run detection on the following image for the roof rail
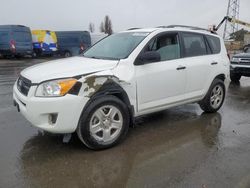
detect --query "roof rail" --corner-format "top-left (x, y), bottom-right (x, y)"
top-left (127, 27), bottom-right (141, 30)
top-left (158, 25), bottom-right (214, 33)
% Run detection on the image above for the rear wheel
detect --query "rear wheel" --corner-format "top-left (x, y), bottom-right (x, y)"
top-left (77, 95), bottom-right (130, 150)
top-left (32, 52), bottom-right (37, 58)
top-left (230, 72), bottom-right (241, 82)
top-left (199, 79), bottom-right (225, 113)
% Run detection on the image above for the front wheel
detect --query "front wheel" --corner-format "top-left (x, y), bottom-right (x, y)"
top-left (77, 95), bottom-right (130, 150)
top-left (199, 79), bottom-right (225, 113)
top-left (230, 72), bottom-right (241, 82)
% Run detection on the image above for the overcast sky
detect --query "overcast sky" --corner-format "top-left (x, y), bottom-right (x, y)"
top-left (0, 0), bottom-right (249, 35)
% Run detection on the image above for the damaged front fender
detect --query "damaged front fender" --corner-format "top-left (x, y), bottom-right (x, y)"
top-left (81, 71), bottom-right (128, 98)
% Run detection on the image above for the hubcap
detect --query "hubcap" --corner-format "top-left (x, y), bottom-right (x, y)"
top-left (210, 85), bottom-right (224, 109)
top-left (90, 105), bottom-right (123, 143)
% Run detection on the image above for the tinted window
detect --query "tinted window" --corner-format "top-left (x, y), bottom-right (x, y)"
top-left (84, 32), bottom-right (148, 60)
top-left (14, 32), bottom-right (31, 42)
top-left (144, 33), bottom-right (180, 61)
top-left (0, 31), bottom-right (9, 42)
top-left (58, 37), bottom-right (79, 45)
top-left (182, 33), bottom-right (207, 57)
top-left (206, 35), bottom-right (221, 54)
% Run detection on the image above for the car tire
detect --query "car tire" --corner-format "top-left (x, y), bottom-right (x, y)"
top-left (230, 72), bottom-right (241, 82)
top-left (77, 95), bottom-right (130, 150)
top-left (64, 51), bottom-right (71, 58)
top-left (32, 52), bottom-right (37, 58)
top-left (199, 79), bottom-right (225, 113)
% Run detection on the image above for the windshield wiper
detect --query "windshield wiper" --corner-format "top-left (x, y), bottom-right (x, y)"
top-left (89, 56), bottom-right (101, 59)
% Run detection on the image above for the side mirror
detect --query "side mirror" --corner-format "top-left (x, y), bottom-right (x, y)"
top-left (135, 51), bottom-right (161, 65)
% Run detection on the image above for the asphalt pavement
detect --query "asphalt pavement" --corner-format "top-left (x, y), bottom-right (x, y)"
top-left (0, 58), bottom-right (250, 188)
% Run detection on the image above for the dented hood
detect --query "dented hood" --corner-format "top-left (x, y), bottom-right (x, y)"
top-left (21, 57), bottom-right (119, 83)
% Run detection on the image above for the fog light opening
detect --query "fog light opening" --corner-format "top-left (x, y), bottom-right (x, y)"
top-left (48, 113), bottom-right (58, 125)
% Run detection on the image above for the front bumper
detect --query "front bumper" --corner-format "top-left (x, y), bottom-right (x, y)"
top-left (13, 82), bottom-right (88, 134)
top-left (230, 64), bottom-right (250, 76)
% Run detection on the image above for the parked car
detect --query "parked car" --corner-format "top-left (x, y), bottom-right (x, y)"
top-left (13, 26), bottom-right (229, 150)
top-left (32, 30), bottom-right (57, 57)
top-left (56, 31), bottom-right (91, 57)
top-left (0, 25), bottom-right (33, 58)
top-left (230, 47), bottom-right (250, 82)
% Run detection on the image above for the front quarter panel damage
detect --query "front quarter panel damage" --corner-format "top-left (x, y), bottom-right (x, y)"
top-left (80, 72), bottom-right (128, 98)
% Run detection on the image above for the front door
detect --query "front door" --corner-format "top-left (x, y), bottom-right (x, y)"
top-left (135, 32), bottom-right (187, 113)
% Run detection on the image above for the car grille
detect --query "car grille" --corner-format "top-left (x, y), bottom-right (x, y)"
top-left (235, 57), bottom-right (250, 65)
top-left (239, 58), bottom-right (250, 65)
top-left (17, 76), bottom-right (32, 96)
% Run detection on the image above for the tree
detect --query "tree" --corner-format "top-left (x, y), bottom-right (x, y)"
top-left (100, 22), bottom-right (105, 33)
top-left (89, 23), bottom-right (95, 33)
top-left (99, 15), bottom-right (113, 35)
top-left (104, 15), bottom-right (113, 35)
top-left (230, 29), bottom-right (249, 41)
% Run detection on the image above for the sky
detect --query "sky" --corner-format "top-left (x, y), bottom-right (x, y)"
top-left (0, 0), bottom-right (249, 35)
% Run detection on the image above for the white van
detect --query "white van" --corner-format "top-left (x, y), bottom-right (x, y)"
top-left (13, 26), bottom-right (230, 150)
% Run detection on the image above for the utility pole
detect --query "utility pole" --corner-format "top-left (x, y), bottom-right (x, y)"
top-left (223, 0), bottom-right (240, 40)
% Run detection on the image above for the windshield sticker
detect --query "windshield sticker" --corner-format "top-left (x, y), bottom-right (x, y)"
top-left (132, 33), bottom-right (149, 37)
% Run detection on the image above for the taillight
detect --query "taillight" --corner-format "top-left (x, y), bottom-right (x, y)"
top-left (80, 43), bottom-right (85, 51)
top-left (10, 40), bottom-right (16, 52)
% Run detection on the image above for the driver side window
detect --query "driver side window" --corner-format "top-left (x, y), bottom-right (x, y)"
top-left (145, 33), bottom-right (181, 61)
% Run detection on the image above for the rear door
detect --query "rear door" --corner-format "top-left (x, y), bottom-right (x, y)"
top-left (0, 31), bottom-right (10, 50)
top-left (180, 32), bottom-right (212, 99)
top-left (13, 31), bottom-right (33, 53)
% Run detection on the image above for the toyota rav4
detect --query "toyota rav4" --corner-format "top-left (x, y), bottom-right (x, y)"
top-left (13, 26), bottom-right (230, 150)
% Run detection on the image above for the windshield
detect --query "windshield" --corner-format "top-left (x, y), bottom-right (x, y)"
top-left (246, 48), bottom-right (250, 53)
top-left (83, 32), bottom-right (149, 60)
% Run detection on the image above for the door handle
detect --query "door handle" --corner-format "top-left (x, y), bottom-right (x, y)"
top-left (211, 62), bottom-right (218, 65)
top-left (176, 66), bottom-right (186, 70)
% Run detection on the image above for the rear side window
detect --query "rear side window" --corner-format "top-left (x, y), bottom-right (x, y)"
top-left (182, 32), bottom-right (207, 57)
top-left (13, 32), bottom-right (31, 42)
top-left (206, 35), bottom-right (221, 54)
top-left (58, 37), bottom-right (79, 45)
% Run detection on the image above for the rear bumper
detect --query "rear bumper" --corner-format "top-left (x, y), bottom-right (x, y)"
top-left (13, 81), bottom-right (89, 134)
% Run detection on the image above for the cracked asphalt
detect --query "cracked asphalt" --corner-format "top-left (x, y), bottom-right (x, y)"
top-left (0, 58), bottom-right (250, 188)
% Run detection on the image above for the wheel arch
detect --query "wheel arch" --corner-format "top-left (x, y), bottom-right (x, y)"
top-left (214, 74), bottom-right (226, 81)
top-left (81, 78), bottom-right (135, 127)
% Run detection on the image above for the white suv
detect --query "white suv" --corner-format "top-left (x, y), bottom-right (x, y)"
top-left (13, 26), bottom-right (230, 150)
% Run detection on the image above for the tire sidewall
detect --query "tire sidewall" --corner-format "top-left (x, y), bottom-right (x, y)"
top-left (230, 72), bottom-right (241, 82)
top-left (209, 79), bottom-right (225, 111)
top-left (77, 95), bottom-right (130, 150)
top-left (64, 51), bottom-right (71, 58)
top-left (200, 79), bottom-right (226, 113)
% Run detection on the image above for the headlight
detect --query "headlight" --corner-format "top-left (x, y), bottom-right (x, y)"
top-left (36, 78), bottom-right (77, 97)
top-left (231, 57), bottom-right (240, 62)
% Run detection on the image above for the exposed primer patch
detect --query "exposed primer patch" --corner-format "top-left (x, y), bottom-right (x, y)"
top-left (83, 75), bottom-right (119, 97)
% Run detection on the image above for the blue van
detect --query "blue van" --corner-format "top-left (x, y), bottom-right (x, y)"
top-left (56, 31), bottom-right (91, 57)
top-left (0, 25), bottom-right (33, 57)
